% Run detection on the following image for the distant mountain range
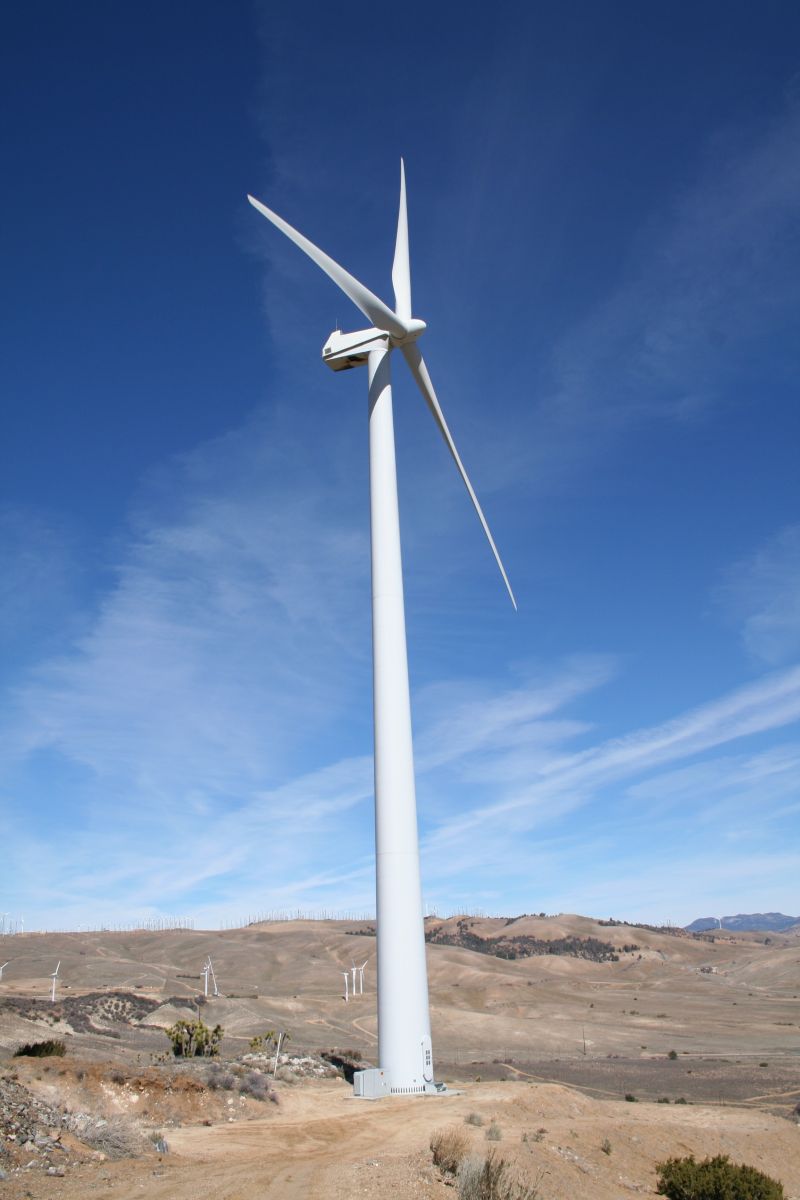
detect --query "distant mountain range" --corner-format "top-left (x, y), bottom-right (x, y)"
top-left (686, 913), bottom-right (799, 933)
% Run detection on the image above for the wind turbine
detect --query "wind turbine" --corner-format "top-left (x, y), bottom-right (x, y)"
top-left (202, 956), bottom-right (219, 998)
top-left (50, 961), bottom-right (60, 1003)
top-left (248, 162), bottom-right (514, 1097)
top-left (357, 959), bottom-right (368, 996)
top-left (341, 970), bottom-right (350, 1003)
top-left (0, 962), bottom-right (9, 981)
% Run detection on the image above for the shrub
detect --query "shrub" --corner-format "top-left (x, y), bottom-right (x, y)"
top-left (239, 1070), bottom-right (278, 1102)
top-left (165, 1019), bottom-right (223, 1058)
top-left (625, 1093), bottom-right (638, 1102)
top-left (486, 1121), bottom-right (503, 1141)
top-left (14, 1039), bottom-right (66, 1058)
top-left (465, 1112), bottom-right (484, 1126)
top-left (601, 1138), bottom-right (612, 1155)
top-left (206, 1064), bottom-right (236, 1090)
top-left (668, 1050), bottom-right (678, 1060)
top-left (431, 1126), bottom-right (470, 1175)
top-left (248, 1031), bottom-right (275, 1053)
top-left (456, 1151), bottom-right (543, 1200)
top-left (656, 1154), bottom-right (784, 1200)
top-left (148, 1131), bottom-right (169, 1154)
top-left (79, 1117), bottom-right (144, 1160)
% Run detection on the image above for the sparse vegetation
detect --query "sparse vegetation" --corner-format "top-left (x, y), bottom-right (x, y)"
top-left (239, 1069), bottom-right (278, 1102)
top-left (668, 1049), bottom-right (678, 1060)
top-left (431, 1125), bottom-right (470, 1174)
top-left (79, 1116), bottom-right (144, 1160)
top-left (486, 1121), bottom-right (503, 1141)
top-left (13, 1039), bottom-right (66, 1058)
top-left (601, 1137), bottom-right (612, 1155)
top-left (465, 1111), bottom-right (485, 1126)
top-left (656, 1154), bottom-right (784, 1199)
top-left (205, 1064), bottom-right (237, 1090)
top-left (165, 1018), bottom-right (223, 1058)
top-left (426, 920), bottom-right (620, 962)
top-left (625, 1093), bottom-right (638, 1102)
top-left (456, 1150), bottom-right (545, 1200)
top-left (248, 1030), bottom-right (276, 1053)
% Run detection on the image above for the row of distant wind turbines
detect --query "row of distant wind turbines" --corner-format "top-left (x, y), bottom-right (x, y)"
top-left (341, 959), bottom-right (369, 1003)
top-left (5, 954), bottom-right (369, 1005)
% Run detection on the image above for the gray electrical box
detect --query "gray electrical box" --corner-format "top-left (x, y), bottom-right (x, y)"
top-left (353, 1067), bottom-right (390, 1099)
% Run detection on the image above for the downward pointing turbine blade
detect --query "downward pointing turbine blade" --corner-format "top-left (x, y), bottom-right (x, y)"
top-left (392, 159), bottom-right (412, 322)
top-left (401, 343), bottom-right (517, 609)
top-left (247, 195), bottom-right (411, 341)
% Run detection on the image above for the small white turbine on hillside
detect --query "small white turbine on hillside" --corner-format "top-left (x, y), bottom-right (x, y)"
top-left (248, 161), bottom-right (514, 1099)
top-left (341, 970), bottom-right (350, 1003)
top-left (357, 959), bottom-right (368, 995)
top-left (50, 961), bottom-right (60, 1003)
top-left (0, 962), bottom-right (9, 981)
top-left (202, 956), bottom-right (219, 998)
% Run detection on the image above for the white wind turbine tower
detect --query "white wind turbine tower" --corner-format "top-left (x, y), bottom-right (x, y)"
top-left (0, 962), bottom-right (9, 981)
top-left (50, 961), bottom-right (60, 1003)
top-left (357, 959), bottom-right (368, 996)
top-left (249, 162), bottom-right (515, 1098)
top-left (202, 956), bottom-right (219, 998)
top-left (341, 970), bottom-right (350, 1003)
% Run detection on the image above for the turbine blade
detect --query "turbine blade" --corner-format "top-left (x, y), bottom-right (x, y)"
top-left (401, 343), bottom-right (517, 610)
top-left (248, 194), bottom-right (410, 340)
top-left (392, 159), bottom-right (412, 321)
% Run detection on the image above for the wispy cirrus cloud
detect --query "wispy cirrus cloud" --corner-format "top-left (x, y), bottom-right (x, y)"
top-left (717, 524), bottom-right (800, 666)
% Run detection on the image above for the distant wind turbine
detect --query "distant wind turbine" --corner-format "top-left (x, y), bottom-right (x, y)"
top-left (248, 160), bottom-right (514, 1098)
top-left (0, 962), bottom-right (9, 981)
top-left (50, 961), bottom-right (60, 1003)
top-left (357, 959), bottom-right (368, 996)
top-left (202, 956), bottom-right (219, 998)
top-left (341, 970), bottom-right (350, 1003)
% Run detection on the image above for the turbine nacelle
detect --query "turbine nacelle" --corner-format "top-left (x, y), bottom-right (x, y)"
top-left (321, 321), bottom-right (425, 372)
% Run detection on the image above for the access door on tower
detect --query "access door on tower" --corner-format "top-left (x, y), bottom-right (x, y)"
top-left (421, 1035), bottom-right (433, 1082)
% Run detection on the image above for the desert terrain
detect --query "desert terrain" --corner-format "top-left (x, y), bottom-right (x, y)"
top-left (1, 914), bottom-right (799, 1197)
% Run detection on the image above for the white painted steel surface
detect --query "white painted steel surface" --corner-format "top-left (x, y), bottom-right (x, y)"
top-left (248, 161), bottom-right (516, 1097)
top-left (368, 345), bottom-right (432, 1091)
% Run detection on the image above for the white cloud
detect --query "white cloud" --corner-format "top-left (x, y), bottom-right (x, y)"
top-left (718, 524), bottom-right (800, 665)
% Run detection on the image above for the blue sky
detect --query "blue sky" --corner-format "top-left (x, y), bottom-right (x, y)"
top-left (2, 2), bottom-right (799, 931)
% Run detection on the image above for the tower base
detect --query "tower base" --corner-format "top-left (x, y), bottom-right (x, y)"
top-left (352, 1068), bottom-right (458, 1100)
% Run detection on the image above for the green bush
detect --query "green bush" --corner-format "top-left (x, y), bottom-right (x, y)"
top-left (668, 1049), bottom-right (678, 1060)
top-left (656, 1154), bottom-right (784, 1199)
top-left (14, 1039), bottom-right (66, 1058)
top-left (165, 1019), bottom-right (223, 1058)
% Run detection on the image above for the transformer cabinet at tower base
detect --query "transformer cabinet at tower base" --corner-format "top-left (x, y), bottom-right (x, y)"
top-left (353, 1067), bottom-right (391, 1099)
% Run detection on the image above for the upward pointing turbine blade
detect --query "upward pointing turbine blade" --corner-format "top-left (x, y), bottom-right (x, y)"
top-left (391, 159), bottom-right (412, 322)
top-left (400, 342), bottom-right (517, 610)
top-left (247, 194), bottom-right (411, 341)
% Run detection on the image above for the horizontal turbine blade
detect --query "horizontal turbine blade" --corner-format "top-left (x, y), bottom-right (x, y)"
top-left (247, 194), bottom-right (410, 341)
top-left (401, 343), bottom-right (517, 610)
